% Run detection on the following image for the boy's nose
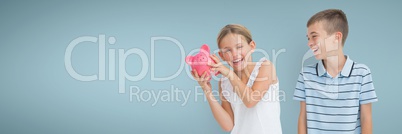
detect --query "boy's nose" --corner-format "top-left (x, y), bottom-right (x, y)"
top-left (307, 41), bottom-right (314, 48)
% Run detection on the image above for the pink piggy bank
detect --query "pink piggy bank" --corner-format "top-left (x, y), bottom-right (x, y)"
top-left (186, 44), bottom-right (220, 80)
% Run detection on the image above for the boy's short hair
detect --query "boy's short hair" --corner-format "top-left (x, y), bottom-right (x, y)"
top-left (307, 9), bottom-right (349, 45)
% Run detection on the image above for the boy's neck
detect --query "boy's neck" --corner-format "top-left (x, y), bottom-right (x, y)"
top-left (322, 52), bottom-right (346, 78)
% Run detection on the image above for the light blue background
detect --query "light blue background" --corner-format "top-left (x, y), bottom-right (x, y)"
top-left (1, 0), bottom-right (401, 133)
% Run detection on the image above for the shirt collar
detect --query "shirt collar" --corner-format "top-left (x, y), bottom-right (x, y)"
top-left (316, 55), bottom-right (355, 77)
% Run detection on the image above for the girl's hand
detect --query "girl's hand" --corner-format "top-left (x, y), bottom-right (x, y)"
top-left (191, 69), bottom-right (212, 92)
top-left (209, 54), bottom-right (232, 77)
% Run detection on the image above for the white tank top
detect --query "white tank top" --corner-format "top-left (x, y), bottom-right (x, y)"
top-left (220, 57), bottom-right (282, 134)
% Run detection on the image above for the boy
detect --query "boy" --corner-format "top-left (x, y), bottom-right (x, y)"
top-left (293, 9), bottom-right (378, 134)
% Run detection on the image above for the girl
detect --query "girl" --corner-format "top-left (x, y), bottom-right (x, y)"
top-left (191, 24), bottom-right (282, 134)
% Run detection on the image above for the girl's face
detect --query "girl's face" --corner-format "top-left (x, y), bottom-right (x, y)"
top-left (218, 33), bottom-right (255, 72)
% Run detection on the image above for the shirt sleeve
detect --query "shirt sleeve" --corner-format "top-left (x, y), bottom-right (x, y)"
top-left (359, 67), bottom-right (378, 104)
top-left (293, 69), bottom-right (306, 101)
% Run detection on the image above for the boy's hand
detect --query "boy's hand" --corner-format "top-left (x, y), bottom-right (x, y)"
top-left (191, 69), bottom-right (212, 92)
top-left (209, 54), bottom-right (232, 78)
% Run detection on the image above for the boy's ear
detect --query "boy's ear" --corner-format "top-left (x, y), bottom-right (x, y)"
top-left (335, 32), bottom-right (343, 43)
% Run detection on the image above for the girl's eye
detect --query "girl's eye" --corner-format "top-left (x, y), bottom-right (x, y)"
top-left (237, 46), bottom-right (243, 49)
top-left (224, 49), bottom-right (230, 53)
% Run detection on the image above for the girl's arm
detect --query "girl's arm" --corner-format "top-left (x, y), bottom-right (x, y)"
top-left (227, 61), bottom-right (276, 108)
top-left (205, 81), bottom-right (234, 131)
top-left (210, 55), bottom-right (276, 108)
top-left (191, 70), bottom-right (234, 131)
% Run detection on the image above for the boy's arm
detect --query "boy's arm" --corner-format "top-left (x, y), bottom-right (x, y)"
top-left (359, 66), bottom-right (377, 134)
top-left (361, 103), bottom-right (373, 134)
top-left (298, 101), bottom-right (307, 134)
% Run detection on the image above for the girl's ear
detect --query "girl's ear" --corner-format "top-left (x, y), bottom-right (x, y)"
top-left (218, 51), bottom-right (225, 61)
top-left (249, 40), bottom-right (256, 52)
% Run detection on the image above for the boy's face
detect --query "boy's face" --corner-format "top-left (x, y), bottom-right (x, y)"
top-left (307, 21), bottom-right (340, 60)
top-left (218, 33), bottom-right (255, 72)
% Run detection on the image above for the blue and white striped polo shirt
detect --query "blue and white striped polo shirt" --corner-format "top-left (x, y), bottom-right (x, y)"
top-left (293, 56), bottom-right (378, 134)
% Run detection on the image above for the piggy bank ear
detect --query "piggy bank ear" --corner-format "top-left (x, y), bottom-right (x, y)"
top-left (200, 44), bottom-right (210, 53)
top-left (185, 56), bottom-right (193, 65)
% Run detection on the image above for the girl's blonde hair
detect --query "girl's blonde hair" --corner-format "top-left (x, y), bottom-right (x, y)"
top-left (217, 24), bottom-right (253, 48)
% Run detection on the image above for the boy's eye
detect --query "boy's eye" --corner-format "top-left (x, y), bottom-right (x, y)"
top-left (237, 46), bottom-right (243, 49)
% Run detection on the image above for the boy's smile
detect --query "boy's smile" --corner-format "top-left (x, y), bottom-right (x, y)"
top-left (307, 22), bottom-right (342, 60)
top-left (307, 22), bottom-right (325, 60)
top-left (311, 42), bottom-right (320, 55)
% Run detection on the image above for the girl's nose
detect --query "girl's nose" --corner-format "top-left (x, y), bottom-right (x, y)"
top-left (231, 49), bottom-right (239, 59)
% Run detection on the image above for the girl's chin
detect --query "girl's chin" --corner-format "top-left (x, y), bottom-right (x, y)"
top-left (232, 65), bottom-right (246, 72)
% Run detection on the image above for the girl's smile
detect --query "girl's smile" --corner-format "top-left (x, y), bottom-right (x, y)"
top-left (218, 33), bottom-right (255, 72)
